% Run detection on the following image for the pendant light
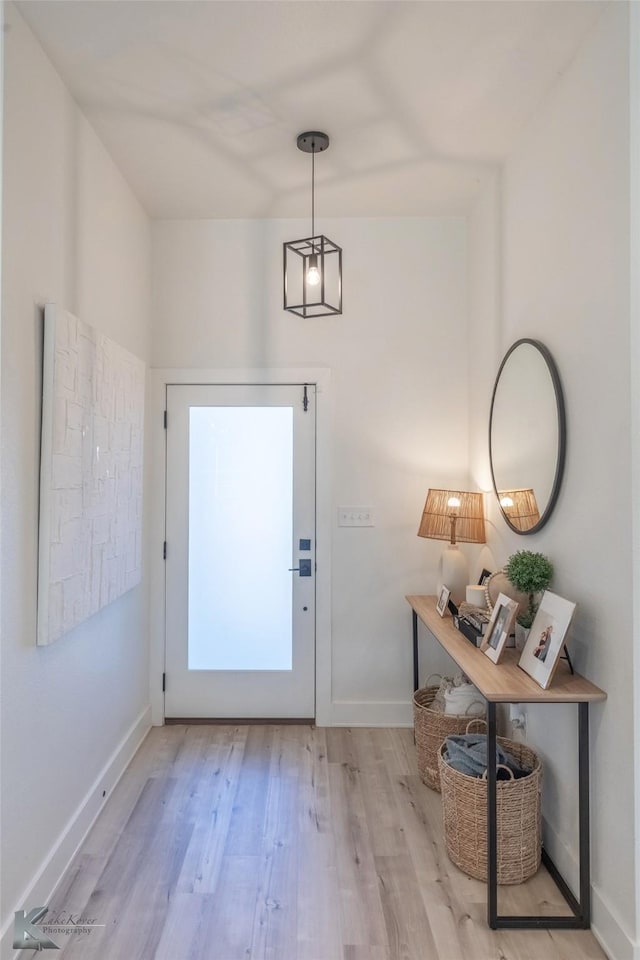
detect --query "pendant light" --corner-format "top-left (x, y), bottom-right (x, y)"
top-left (283, 131), bottom-right (342, 318)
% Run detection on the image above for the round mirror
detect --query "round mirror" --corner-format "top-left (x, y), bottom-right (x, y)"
top-left (489, 339), bottom-right (566, 534)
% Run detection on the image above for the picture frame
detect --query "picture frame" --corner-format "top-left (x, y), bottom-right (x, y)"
top-left (518, 590), bottom-right (577, 689)
top-left (436, 585), bottom-right (451, 617)
top-left (480, 592), bottom-right (518, 664)
top-left (478, 568), bottom-right (492, 586)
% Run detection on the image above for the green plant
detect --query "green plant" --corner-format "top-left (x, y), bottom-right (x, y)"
top-left (505, 550), bottom-right (554, 628)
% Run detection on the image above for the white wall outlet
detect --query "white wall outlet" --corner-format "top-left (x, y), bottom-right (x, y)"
top-left (509, 704), bottom-right (526, 731)
top-left (338, 506), bottom-right (374, 527)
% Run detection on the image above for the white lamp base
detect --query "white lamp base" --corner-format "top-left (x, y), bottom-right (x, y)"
top-left (438, 545), bottom-right (469, 607)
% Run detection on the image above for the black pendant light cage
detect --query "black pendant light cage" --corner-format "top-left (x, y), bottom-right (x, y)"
top-left (284, 131), bottom-right (342, 318)
top-left (283, 234), bottom-right (342, 318)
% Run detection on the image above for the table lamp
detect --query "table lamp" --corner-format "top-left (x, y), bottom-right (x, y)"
top-left (498, 488), bottom-right (540, 533)
top-left (417, 489), bottom-right (486, 605)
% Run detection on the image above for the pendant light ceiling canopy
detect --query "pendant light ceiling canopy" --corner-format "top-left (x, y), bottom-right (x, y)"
top-left (283, 131), bottom-right (342, 318)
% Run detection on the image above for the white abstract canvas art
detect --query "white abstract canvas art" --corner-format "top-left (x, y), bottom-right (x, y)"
top-left (38, 304), bottom-right (145, 645)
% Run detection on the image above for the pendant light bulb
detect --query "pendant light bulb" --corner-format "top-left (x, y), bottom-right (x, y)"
top-left (307, 253), bottom-right (320, 286)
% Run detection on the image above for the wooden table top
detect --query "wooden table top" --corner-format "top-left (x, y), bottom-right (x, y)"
top-left (407, 595), bottom-right (607, 704)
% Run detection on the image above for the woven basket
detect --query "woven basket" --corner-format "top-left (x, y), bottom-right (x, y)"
top-left (438, 735), bottom-right (542, 884)
top-left (413, 685), bottom-right (484, 792)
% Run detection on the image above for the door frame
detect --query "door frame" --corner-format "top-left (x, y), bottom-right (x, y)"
top-left (149, 367), bottom-right (332, 726)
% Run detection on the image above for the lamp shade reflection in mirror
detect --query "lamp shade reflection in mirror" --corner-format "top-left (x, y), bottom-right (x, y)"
top-left (498, 488), bottom-right (540, 532)
top-left (489, 340), bottom-right (566, 534)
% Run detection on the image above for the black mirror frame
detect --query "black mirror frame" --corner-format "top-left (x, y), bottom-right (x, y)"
top-left (489, 338), bottom-right (566, 535)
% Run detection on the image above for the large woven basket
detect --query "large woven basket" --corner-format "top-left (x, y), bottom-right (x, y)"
top-left (438, 736), bottom-right (542, 884)
top-left (413, 685), bottom-right (484, 792)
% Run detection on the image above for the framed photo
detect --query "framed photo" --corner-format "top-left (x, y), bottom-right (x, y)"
top-left (478, 568), bottom-right (492, 586)
top-left (436, 585), bottom-right (451, 617)
top-left (518, 590), bottom-right (577, 689)
top-left (480, 592), bottom-right (518, 664)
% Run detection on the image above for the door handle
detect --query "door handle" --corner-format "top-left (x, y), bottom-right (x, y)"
top-left (288, 559), bottom-right (312, 577)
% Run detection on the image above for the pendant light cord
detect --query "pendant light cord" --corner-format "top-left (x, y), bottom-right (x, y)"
top-left (311, 145), bottom-right (315, 239)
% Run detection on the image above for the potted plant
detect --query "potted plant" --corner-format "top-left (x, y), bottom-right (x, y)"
top-left (505, 550), bottom-right (554, 648)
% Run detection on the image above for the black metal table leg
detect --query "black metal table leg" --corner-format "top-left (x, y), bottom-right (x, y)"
top-left (489, 701), bottom-right (591, 929)
top-left (487, 701), bottom-right (498, 928)
top-left (578, 701), bottom-right (591, 926)
top-left (412, 610), bottom-right (419, 692)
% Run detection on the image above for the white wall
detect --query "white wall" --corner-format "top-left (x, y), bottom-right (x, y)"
top-left (470, 6), bottom-right (634, 958)
top-left (467, 172), bottom-right (501, 503)
top-left (631, 4), bottom-right (640, 955)
top-left (0, 4), bottom-right (152, 948)
top-left (152, 215), bottom-right (470, 723)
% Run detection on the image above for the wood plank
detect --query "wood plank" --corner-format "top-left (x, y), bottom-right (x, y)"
top-left (407, 595), bottom-right (607, 703)
top-left (296, 726), bottom-right (345, 960)
top-left (196, 855), bottom-right (261, 959)
top-left (297, 829), bottom-right (344, 960)
top-left (175, 724), bottom-right (248, 893)
top-left (250, 771), bottom-right (299, 959)
top-left (153, 892), bottom-right (216, 960)
top-left (384, 727), bottom-right (418, 777)
top-left (328, 756), bottom-right (391, 949)
top-left (325, 726), bottom-right (362, 767)
top-left (343, 947), bottom-right (390, 960)
top-left (355, 731), bottom-right (410, 858)
top-left (374, 853), bottom-right (440, 959)
top-left (223, 724), bottom-right (274, 855)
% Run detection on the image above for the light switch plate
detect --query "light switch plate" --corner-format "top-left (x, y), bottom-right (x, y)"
top-left (338, 506), bottom-right (374, 527)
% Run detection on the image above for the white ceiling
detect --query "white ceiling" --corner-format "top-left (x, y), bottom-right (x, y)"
top-left (16, 0), bottom-right (604, 220)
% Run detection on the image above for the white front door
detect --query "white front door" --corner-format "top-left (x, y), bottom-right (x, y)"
top-left (164, 383), bottom-right (315, 719)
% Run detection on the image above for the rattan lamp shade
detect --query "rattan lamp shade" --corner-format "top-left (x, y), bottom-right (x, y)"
top-left (417, 489), bottom-right (486, 545)
top-left (498, 488), bottom-right (540, 532)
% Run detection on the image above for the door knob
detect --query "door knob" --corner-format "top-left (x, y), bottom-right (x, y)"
top-left (288, 559), bottom-right (312, 577)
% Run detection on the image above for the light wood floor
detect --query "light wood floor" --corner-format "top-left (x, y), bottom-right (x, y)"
top-left (46, 725), bottom-right (607, 960)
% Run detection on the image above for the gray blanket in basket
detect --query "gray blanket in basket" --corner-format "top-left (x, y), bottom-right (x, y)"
top-left (443, 734), bottom-right (529, 779)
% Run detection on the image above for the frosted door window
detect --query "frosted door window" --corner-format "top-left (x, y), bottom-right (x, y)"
top-left (188, 406), bottom-right (293, 670)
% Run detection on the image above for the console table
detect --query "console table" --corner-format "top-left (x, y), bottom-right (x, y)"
top-left (407, 594), bottom-right (606, 931)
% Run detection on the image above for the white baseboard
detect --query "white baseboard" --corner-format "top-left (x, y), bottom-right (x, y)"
top-left (329, 699), bottom-right (413, 727)
top-left (591, 884), bottom-right (636, 960)
top-left (1, 706), bottom-right (151, 960)
top-left (543, 816), bottom-right (635, 960)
